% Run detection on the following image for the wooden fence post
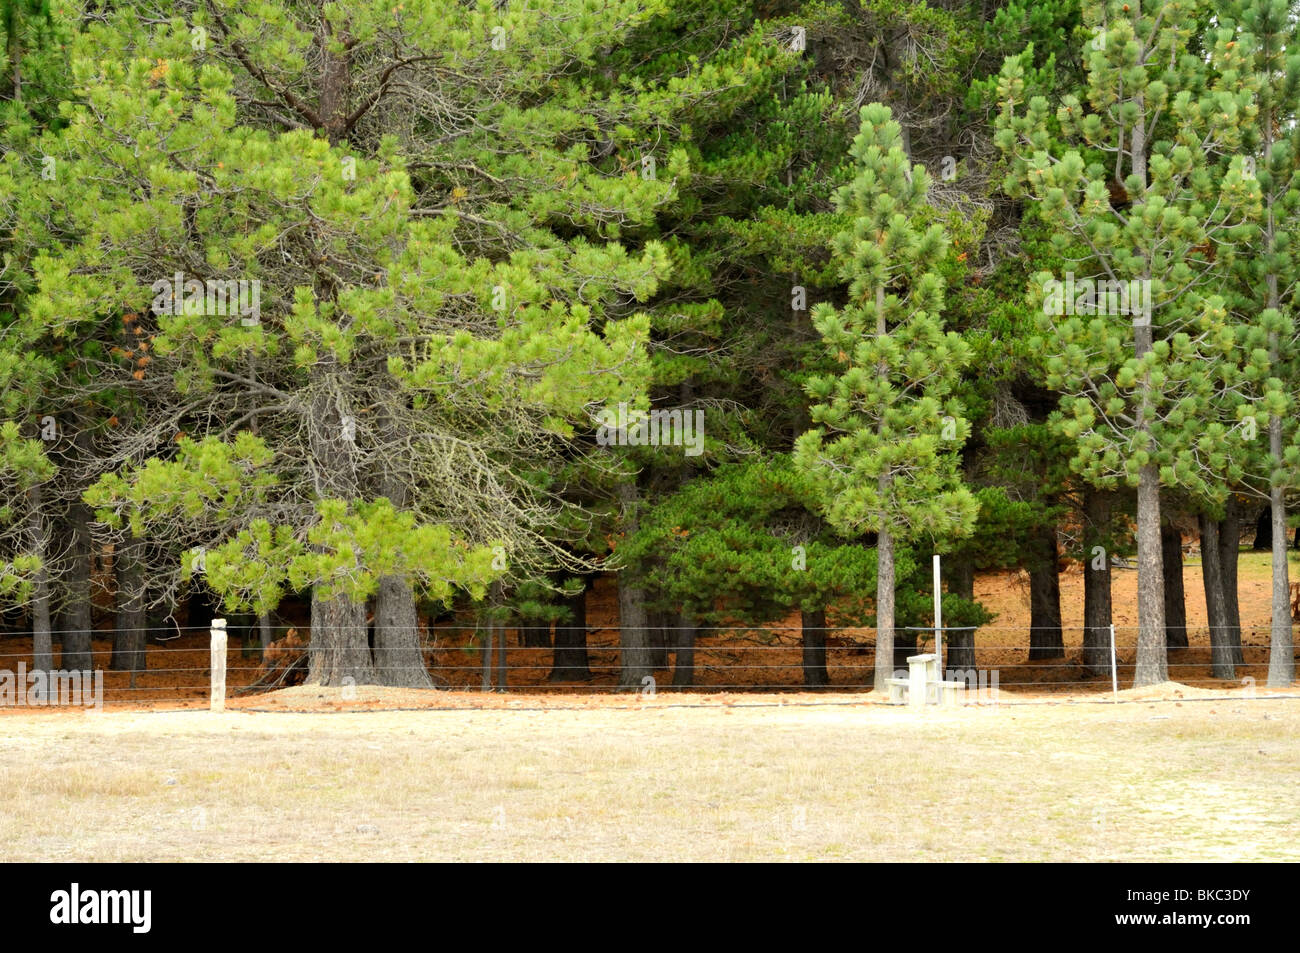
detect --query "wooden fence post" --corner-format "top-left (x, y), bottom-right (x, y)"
top-left (210, 618), bottom-right (227, 712)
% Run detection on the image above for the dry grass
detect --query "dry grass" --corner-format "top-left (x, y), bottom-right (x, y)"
top-left (1, 694), bottom-right (1297, 862)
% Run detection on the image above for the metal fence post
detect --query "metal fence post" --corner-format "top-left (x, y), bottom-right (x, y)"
top-left (1109, 623), bottom-right (1118, 702)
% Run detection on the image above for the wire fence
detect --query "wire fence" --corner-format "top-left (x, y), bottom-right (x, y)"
top-left (0, 620), bottom-right (1294, 705)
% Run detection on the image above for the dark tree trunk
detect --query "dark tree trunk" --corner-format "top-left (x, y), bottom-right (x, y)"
top-left (616, 480), bottom-right (653, 690)
top-left (943, 555), bottom-right (976, 673)
top-left (8, 23), bottom-right (22, 104)
top-left (520, 622), bottom-right (552, 650)
top-left (1161, 523), bottom-right (1187, 650)
top-left (1219, 497), bottom-right (1243, 666)
top-left (671, 614), bottom-right (696, 689)
top-left (1028, 525), bottom-right (1064, 660)
top-left (231, 611), bottom-right (258, 660)
top-left (187, 582), bottom-right (221, 633)
top-left (59, 504), bottom-right (95, 672)
top-left (646, 607), bottom-right (671, 669)
top-left (893, 628), bottom-right (917, 672)
top-left (1254, 508), bottom-right (1271, 550)
top-left (259, 612), bottom-right (273, 651)
top-left (480, 621), bottom-right (493, 691)
top-left (111, 540), bottom-right (148, 672)
top-left (1198, 514), bottom-right (1235, 680)
top-left (549, 585), bottom-right (591, 682)
top-left (800, 607), bottom-right (829, 688)
top-left (617, 571), bottom-right (652, 690)
top-left (1082, 489), bottom-right (1113, 676)
top-left (374, 574), bottom-right (433, 687)
top-left (495, 615), bottom-right (507, 691)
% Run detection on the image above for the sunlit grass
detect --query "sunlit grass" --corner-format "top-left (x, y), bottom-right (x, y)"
top-left (1, 699), bottom-right (1297, 861)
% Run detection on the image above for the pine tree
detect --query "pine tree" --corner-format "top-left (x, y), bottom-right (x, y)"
top-left (795, 102), bottom-right (978, 692)
top-left (549, 3), bottom-right (846, 688)
top-left (31, 15), bottom-right (667, 685)
top-left (0, 3), bottom-right (99, 672)
top-left (0, 423), bottom-right (54, 676)
top-left (995, 0), bottom-right (1266, 686)
top-left (1222, 0), bottom-right (1300, 687)
top-left (1, 0), bottom-right (51, 105)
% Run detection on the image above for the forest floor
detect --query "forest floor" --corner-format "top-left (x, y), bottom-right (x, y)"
top-left (1, 549), bottom-right (1296, 705)
top-left (1, 696), bottom-right (1296, 861)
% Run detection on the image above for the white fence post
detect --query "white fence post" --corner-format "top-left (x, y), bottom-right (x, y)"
top-left (1109, 623), bottom-right (1118, 703)
top-left (933, 554), bottom-right (943, 675)
top-left (210, 618), bottom-right (227, 712)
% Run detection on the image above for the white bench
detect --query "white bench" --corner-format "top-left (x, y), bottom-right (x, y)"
top-left (887, 676), bottom-right (911, 705)
top-left (886, 653), bottom-right (965, 708)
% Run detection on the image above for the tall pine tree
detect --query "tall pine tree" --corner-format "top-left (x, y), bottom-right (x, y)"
top-left (995, 0), bottom-right (1266, 685)
top-left (795, 102), bottom-right (977, 691)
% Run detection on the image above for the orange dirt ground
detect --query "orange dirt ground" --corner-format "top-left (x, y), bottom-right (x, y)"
top-left (1, 558), bottom-right (1296, 711)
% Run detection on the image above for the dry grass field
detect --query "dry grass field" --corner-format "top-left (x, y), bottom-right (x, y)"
top-left (1, 692), bottom-right (1297, 862)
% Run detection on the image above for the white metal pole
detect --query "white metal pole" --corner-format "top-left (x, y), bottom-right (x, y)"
top-left (933, 554), bottom-right (943, 676)
top-left (1109, 623), bottom-right (1118, 702)
top-left (210, 618), bottom-right (227, 712)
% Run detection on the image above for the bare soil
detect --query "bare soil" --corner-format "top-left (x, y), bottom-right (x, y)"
top-left (1, 551), bottom-right (1295, 709)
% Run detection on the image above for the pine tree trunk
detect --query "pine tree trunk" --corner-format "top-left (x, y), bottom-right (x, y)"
top-left (371, 461), bottom-right (431, 685)
top-left (800, 607), bottom-right (829, 688)
top-left (874, 525), bottom-right (895, 692)
top-left (187, 582), bottom-right (220, 634)
top-left (9, 22), bottom-right (22, 104)
top-left (1161, 523), bottom-right (1187, 650)
top-left (1133, 464), bottom-right (1168, 686)
top-left (305, 364), bottom-right (374, 685)
top-left (374, 574), bottom-right (433, 688)
top-left (1082, 489), bottom-right (1113, 676)
top-left (1219, 497), bottom-right (1242, 666)
top-left (520, 622), bottom-right (552, 650)
top-left (1028, 525), bottom-right (1064, 660)
top-left (616, 480), bottom-right (653, 690)
top-left (549, 585), bottom-right (591, 681)
top-left (1199, 514), bottom-right (1235, 680)
top-left (259, 612), bottom-right (273, 651)
top-left (671, 614), bottom-right (695, 689)
top-left (309, 591), bottom-right (374, 685)
top-left (1262, 105), bottom-right (1295, 686)
top-left (231, 611), bottom-right (257, 659)
top-left (944, 554), bottom-right (976, 673)
top-left (494, 614), bottom-right (507, 691)
top-left (646, 607), bottom-right (671, 669)
top-left (1254, 507), bottom-right (1271, 550)
top-left (28, 485), bottom-right (54, 684)
top-left (1267, 457), bottom-right (1294, 686)
top-left (872, 287), bottom-right (896, 694)
top-left (894, 627), bottom-right (917, 672)
top-left (1083, 557), bottom-right (1113, 676)
top-left (617, 573), bottom-right (652, 690)
top-left (1129, 90), bottom-right (1168, 688)
top-left (59, 504), bottom-right (95, 673)
top-left (111, 539), bottom-right (148, 672)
